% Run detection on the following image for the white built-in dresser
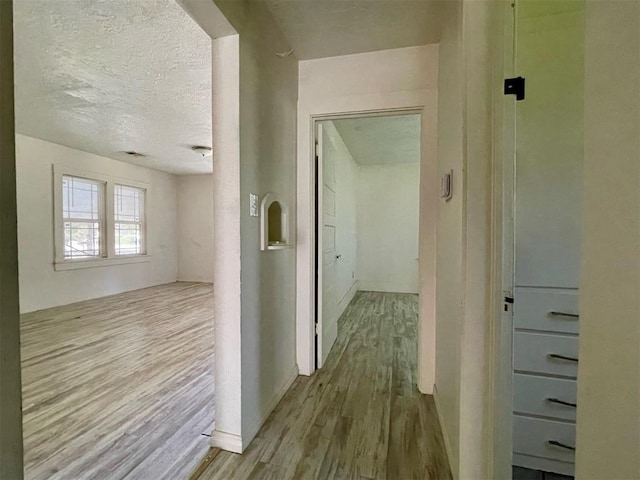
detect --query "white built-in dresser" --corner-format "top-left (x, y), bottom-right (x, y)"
top-left (512, 0), bottom-right (585, 476)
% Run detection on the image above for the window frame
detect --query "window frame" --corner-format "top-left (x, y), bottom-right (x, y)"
top-left (113, 184), bottom-right (147, 257)
top-left (60, 175), bottom-right (106, 260)
top-left (53, 166), bottom-right (151, 271)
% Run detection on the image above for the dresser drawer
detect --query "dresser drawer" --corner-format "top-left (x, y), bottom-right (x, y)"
top-left (514, 415), bottom-right (576, 463)
top-left (514, 332), bottom-right (579, 377)
top-left (514, 288), bottom-right (579, 334)
top-left (514, 373), bottom-right (577, 421)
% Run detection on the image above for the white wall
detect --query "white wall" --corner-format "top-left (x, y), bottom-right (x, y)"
top-left (208, 0), bottom-right (298, 453)
top-left (236, 4), bottom-right (298, 448)
top-left (16, 134), bottom-right (179, 313)
top-left (322, 121), bottom-right (359, 317)
top-left (576, 1), bottom-right (640, 478)
top-left (296, 45), bottom-right (439, 385)
top-left (210, 32), bottom-right (242, 451)
top-left (177, 174), bottom-right (213, 283)
top-left (434, 1), bottom-right (498, 477)
top-left (458, 3), bottom-right (495, 478)
top-left (434, 3), bottom-right (464, 475)
top-left (357, 163), bottom-right (420, 294)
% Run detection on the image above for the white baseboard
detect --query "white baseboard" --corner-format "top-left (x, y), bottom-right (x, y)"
top-left (356, 285), bottom-right (418, 295)
top-left (211, 365), bottom-right (298, 454)
top-left (433, 385), bottom-right (456, 477)
top-left (336, 280), bottom-right (359, 320)
top-left (210, 430), bottom-right (243, 454)
top-left (417, 378), bottom-right (434, 395)
top-left (242, 363), bottom-right (299, 450)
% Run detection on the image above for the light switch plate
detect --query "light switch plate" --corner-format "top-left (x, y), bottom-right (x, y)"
top-left (249, 193), bottom-right (259, 217)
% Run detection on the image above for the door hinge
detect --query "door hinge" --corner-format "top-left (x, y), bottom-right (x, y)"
top-left (314, 323), bottom-right (318, 335)
top-left (504, 296), bottom-right (514, 312)
top-left (314, 141), bottom-right (319, 157)
top-left (504, 76), bottom-right (525, 101)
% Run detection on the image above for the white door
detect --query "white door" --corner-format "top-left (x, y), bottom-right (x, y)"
top-left (316, 123), bottom-right (338, 368)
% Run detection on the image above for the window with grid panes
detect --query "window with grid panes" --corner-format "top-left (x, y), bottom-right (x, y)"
top-left (62, 175), bottom-right (105, 259)
top-left (114, 185), bottom-right (146, 255)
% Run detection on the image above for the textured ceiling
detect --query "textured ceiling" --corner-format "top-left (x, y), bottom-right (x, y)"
top-left (13, 0), bottom-right (212, 175)
top-left (264, 0), bottom-right (443, 60)
top-left (332, 115), bottom-right (420, 166)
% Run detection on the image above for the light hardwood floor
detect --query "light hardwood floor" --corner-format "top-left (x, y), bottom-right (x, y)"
top-left (21, 282), bottom-right (215, 480)
top-left (197, 291), bottom-right (451, 480)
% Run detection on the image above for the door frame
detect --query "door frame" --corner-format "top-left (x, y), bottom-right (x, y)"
top-left (297, 101), bottom-right (437, 386)
top-left (312, 109), bottom-right (423, 370)
top-left (487, 1), bottom-right (517, 478)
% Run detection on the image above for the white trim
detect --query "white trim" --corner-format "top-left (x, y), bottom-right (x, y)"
top-left (242, 363), bottom-right (299, 451)
top-left (315, 122), bottom-right (326, 369)
top-left (433, 385), bottom-right (455, 475)
top-left (297, 95), bottom-right (438, 378)
top-left (113, 183), bottom-right (148, 256)
top-left (210, 430), bottom-right (243, 454)
top-left (54, 172), bottom-right (107, 262)
top-left (54, 255), bottom-right (151, 271)
top-left (259, 192), bottom-right (291, 251)
top-left (211, 364), bottom-right (299, 454)
top-left (53, 164), bottom-right (150, 269)
top-left (489, 3), bottom-right (517, 479)
top-left (53, 164), bottom-right (149, 190)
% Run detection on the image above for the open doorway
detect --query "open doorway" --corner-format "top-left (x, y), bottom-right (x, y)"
top-left (303, 112), bottom-right (450, 477)
top-left (12, 1), bottom-right (215, 478)
top-left (314, 113), bottom-right (422, 368)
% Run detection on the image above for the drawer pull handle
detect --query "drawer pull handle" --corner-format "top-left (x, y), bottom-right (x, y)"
top-left (547, 440), bottom-right (575, 451)
top-left (546, 397), bottom-right (577, 408)
top-left (547, 353), bottom-right (579, 363)
top-left (549, 311), bottom-right (580, 319)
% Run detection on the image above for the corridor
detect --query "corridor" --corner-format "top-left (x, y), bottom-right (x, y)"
top-left (198, 291), bottom-right (451, 480)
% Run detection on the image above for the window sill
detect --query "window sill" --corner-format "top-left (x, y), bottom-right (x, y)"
top-left (54, 255), bottom-right (151, 271)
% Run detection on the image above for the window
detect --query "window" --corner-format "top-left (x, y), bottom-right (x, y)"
top-left (54, 168), bottom-right (149, 270)
top-left (62, 176), bottom-right (105, 259)
top-left (114, 185), bottom-right (146, 256)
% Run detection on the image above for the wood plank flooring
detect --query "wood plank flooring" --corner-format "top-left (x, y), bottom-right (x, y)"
top-left (20, 282), bottom-right (215, 480)
top-left (197, 291), bottom-right (451, 480)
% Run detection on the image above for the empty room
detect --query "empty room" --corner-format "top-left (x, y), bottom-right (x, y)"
top-left (12, 1), bottom-right (215, 478)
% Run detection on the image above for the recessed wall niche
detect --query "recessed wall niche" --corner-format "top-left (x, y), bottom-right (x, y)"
top-left (260, 193), bottom-right (291, 251)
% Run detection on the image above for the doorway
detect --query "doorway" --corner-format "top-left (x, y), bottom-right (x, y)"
top-left (12, 1), bottom-right (216, 477)
top-left (313, 113), bottom-right (422, 368)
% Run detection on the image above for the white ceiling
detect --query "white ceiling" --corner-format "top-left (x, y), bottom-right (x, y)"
top-left (264, 0), bottom-right (443, 60)
top-left (13, 0), bottom-right (212, 175)
top-left (332, 115), bottom-right (421, 166)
